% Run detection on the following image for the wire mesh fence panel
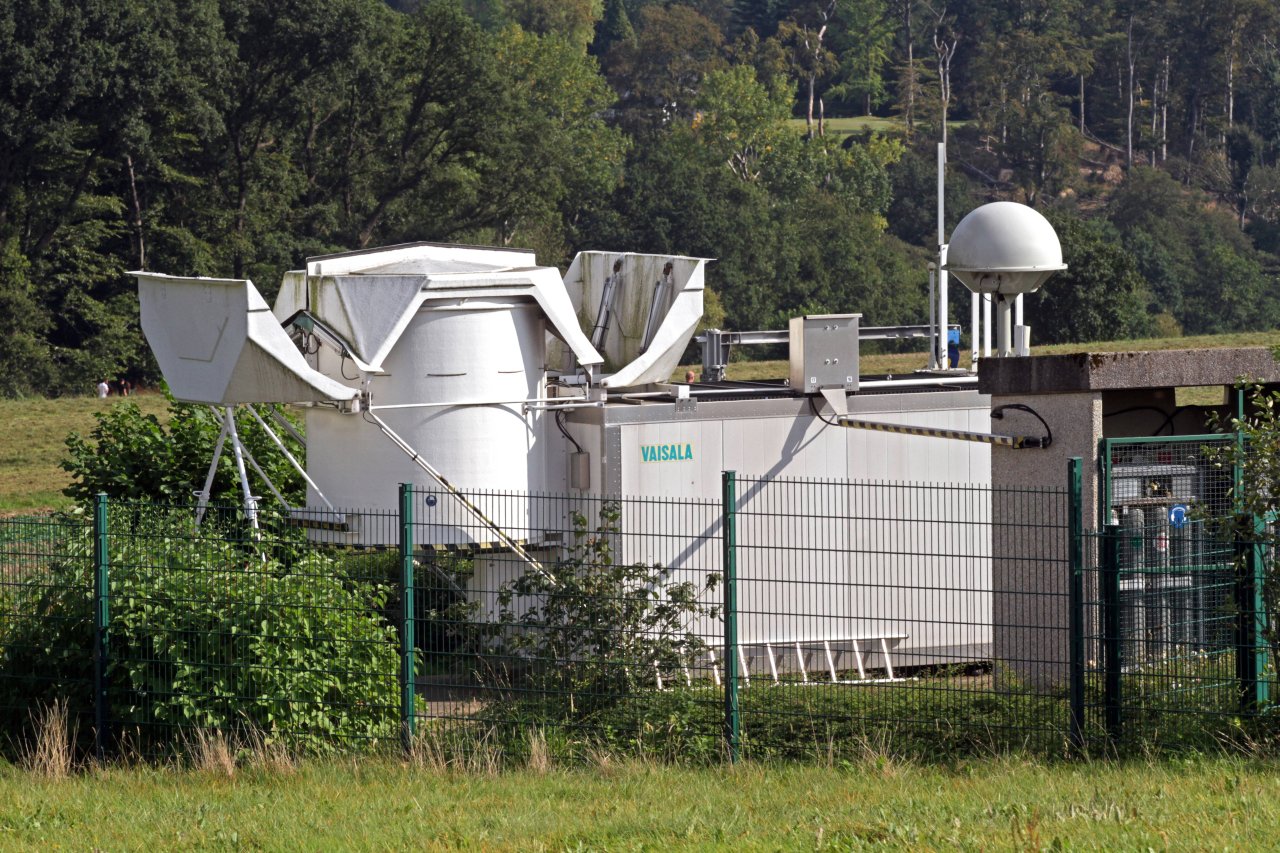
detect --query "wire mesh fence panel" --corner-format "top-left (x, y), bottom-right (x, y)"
top-left (409, 486), bottom-right (727, 761)
top-left (1102, 436), bottom-right (1237, 529)
top-left (729, 476), bottom-right (1073, 759)
top-left (1091, 433), bottom-right (1274, 751)
top-left (0, 513), bottom-right (94, 757)
top-left (1080, 526), bottom-right (1267, 753)
top-left (103, 502), bottom-right (403, 758)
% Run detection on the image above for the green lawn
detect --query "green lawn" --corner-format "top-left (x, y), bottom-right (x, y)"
top-left (1, 754), bottom-right (1278, 849)
top-left (787, 115), bottom-right (974, 139)
top-left (0, 392), bottom-right (169, 514)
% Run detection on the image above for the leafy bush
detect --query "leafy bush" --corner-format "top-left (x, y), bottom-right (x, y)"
top-left (475, 502), bottom-right (719, 721)
top-left (0, 513), bottom-right (403, 755)
top-left (61, 395), bottom-right (305, 505)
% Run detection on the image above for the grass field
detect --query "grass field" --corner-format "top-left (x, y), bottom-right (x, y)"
top-left (1, 753), bottom-right (1278, 849)
top-left (787, 115), bottom-right (974, 139)
top-left (0, 392), bottom-right (168, 514)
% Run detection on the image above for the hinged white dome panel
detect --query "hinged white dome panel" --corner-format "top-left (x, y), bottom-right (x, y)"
top-left (559, 252), bottom-right (711, 388)
top-left (274, 244), bottom-right (603, 374)
top-left (134, 272), bottom-right (358, 405)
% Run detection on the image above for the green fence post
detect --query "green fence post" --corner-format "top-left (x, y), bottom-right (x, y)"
top-left (1235, 515), bottom-right (1266, 714)
top-left (1253, 520), bottom-right (1270, 709)
top-left (1101, 522), bottom-right (1122, 743)
top-left (92, 493), bottom-right (110, 761)
top-left (721, 470), bottom-right (740, 764)
top-left (399, 483), bottom-right (416, 754)
top-left (1067, 458), bottom-right (1085, 750)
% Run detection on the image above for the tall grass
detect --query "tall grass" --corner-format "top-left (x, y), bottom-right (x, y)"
top-left (2, 751), bottom-right (1280, 849)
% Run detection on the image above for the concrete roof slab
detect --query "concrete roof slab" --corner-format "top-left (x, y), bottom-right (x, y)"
top-left (978, 347), bottom-right (1280, 395)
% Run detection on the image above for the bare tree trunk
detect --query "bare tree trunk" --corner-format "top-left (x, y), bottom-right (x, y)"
top-left (903, 0), bottom-right (915, 135)
top-left (933, 7), bottom-right (957, 149)
top-left (1227, 26), bottom-right (1238, 132)
top-left (1079, 74), bottom-right (1085, 134)
top-left (1150, 71), bottom-right (1158, 165)
top-left (1187, 92), bottom-right (1200, 160)
top-left (1161, 55), bottom-right (1169, 162)
top-left (125, 154), bottom-right (145, 270)
top-left (1125, 15), bottom-right (1135, 170)
top-left (807, 74), bottom-right (816, 137)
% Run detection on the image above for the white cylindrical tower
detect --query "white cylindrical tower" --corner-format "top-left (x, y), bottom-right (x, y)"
top-left (306, 297), bottom-right (547, 544)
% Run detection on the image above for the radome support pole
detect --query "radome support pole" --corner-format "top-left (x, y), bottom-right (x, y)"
top-left (996, 295), bottom-right (1013, 357)
top-left (982, 295), bottom-right (993, 357)
top-left (927, 264), bottom-right (938, 369)
top-left (937, 144), bottom-right (949, 369)
top-left (223, 406), bottom-right (258, 529)
top-left (246, 405), bottom-right (335, 510)
top-left (195, 413), bottom-right (231, 526)
top-left (969, 294), bottom-right (979, 370)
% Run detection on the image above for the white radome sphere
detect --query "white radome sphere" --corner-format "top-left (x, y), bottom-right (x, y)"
top-left (944, 202), bottom-right (1067, 295)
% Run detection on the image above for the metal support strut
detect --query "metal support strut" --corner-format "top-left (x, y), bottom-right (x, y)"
top-left (364, 410), bottom-right (550, 580)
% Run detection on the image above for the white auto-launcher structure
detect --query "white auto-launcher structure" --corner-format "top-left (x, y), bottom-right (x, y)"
top-left (134, 201), bottom-right (1065, 678)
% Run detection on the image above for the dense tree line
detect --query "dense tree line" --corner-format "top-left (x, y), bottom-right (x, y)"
top-left (2, 0), bottom-right (1279, 396)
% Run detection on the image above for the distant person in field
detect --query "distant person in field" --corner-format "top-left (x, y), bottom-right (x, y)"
top-left (120, 379), bottom-right (132, 397)
top-left (96, 379), bottom-right (109, 399)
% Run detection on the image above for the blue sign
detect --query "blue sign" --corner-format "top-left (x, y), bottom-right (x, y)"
top-left (424, 494), bottom-right (438, 508)
top-left (1168, 504), bottom-right (1189, 529)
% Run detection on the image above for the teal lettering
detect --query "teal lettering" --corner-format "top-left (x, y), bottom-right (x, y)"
top-left (639, 442), bottom-right (694, 462)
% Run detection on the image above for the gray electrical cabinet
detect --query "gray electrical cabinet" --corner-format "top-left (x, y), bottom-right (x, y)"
top-left (789, 314), bottom-right (860, 394)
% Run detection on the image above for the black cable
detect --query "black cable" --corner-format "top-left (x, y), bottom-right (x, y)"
top-left (1103, 405), bottom-right (1170, 419)
top-left (1156, 406), bottom-right (1188, 436)
top-left (1101, 404), bottom-right (1188, 437)
top-left (340, 351), bottom-right (360, 381)
top-left (991, 403), bottom-right (1053, 449)
top-left (808, 395), bottom-right (841, 427)
top-left (555, 408), bottom-right (583, 453)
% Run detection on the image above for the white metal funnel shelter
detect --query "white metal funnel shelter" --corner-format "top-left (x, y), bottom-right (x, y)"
top-left (134, 272), bottom-right (358, 406)
top-left (558, 252), bottom-right (712, 388)
top-left (944, 202), bottom-right (1066, 357)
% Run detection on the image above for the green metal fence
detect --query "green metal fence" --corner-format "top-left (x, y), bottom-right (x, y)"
top-left (5, 462), bottom-right (1280, 763)
top-left (408, 474), bottom-right (1077, 761)
top-left (0, 512), bottom-right (94, 752)
top-left (1075, 523), bottom-right (1271, 750)
top-left (1082, 431), bottom-right (1273, 750)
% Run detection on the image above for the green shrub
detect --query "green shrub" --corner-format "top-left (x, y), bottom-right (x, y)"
top-left (0, 513), bottom-right (404, 756)
top-left (61, 395), bottom-right (305, 505)
top-left (472, 502), bottom-right (720, 723)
